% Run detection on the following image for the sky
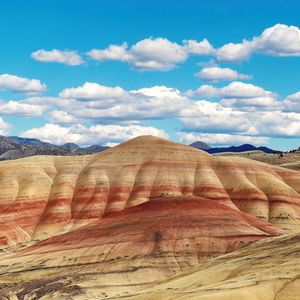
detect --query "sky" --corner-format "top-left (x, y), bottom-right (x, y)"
top-left (1, 0), bottom-right (300, 150)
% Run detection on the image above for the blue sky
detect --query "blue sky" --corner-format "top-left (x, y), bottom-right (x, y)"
top-left (1, 0), bottom-right (300, 150)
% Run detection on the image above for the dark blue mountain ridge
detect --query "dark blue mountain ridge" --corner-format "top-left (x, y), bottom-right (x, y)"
top-left (189, 141), bottom-right (212, 150)
top-left (190, 142), bottom-right (275, 154)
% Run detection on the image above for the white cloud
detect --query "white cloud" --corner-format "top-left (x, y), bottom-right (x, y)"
top-left (216, 24), bottom-right (300, 62)
top-left (249, 111), bottom-right (300, 137)
top-left (179, 105), bottom-right (300, 138)
top-left (56, 83), bottom-right (189, 122)
top-left (31, 49), bottom-right (84, 66)
top-left (0, 117), bottom-right (10, 135)
top-left (221, 96), bottom-right (282, 112)
top-left (283, 91), bottom-right (300, 112)
top-left (24, 96), bottom-right (76, 109)
top-left (87, 42), bottom-right (130, 61)
top-left (132, 85), bottom-right (181, 98)
top-left (41, 82), bottom-right (300, 139)
top-left (21, 123), bottom-right (168, 145)
top-left (0, 74), bottom-right (46, 93)
top-left (129, 37), bottom-right (188, 71)
top-left (87, 37), bottom-right (215, 71)
top-left (186, 81), bottom-right (272, 99)
top-left (197, 60), bottom-right (219, 68)
top-left (22, 124), bottom-right (84, 145)
top-left (59, 82), bottom-right (127, 100)
top-left (254, 24), bottom-right (300, 56)
top-left (48, 110), bottom-right (78, 124)
top-left (0, 100), bottom-right (45, 116)
top-left (216, 40), bottom-right (254, 63)
top-left (87, 37), bottom-right (187, 71)
top-left (183, 38), bottom-right (215, 55)
top-left (34, 24), bottom-right (300, 71)
top-left (178, 132), bottom-right (269, 146)
top-left (196, 67), bottom-right (251, 82)
top-left (186, 81), bottom-right (281, 112)
top-left (179, 84), bottom-right (300, 138)
top-left (179, 100), bottom-right (250, 133)
top-left (8, 80), bottom-right (300, 144)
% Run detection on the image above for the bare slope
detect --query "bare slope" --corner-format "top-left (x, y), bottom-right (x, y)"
top-left (0, 198), bottom-right (283, 299)
top-left (124, 233), bottom-right (300, 300)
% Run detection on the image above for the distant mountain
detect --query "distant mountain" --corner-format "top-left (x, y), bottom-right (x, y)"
top-left (189, 141), bottom-right (212, 150)
top-left (0, 136), bottom-right (109, 160)
top-left (190, 142), bottom-right (274, 154)
top-left (61, 143), bottom-right (80, 151)
top-left (9, 136), bottom-right (55, 147)
top-left (83, 145), bottom-right (109, 152)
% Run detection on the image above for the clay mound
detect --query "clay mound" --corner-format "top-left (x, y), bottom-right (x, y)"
top-left (0, 197), bottom-right (283, 299)
top-left (124, 233), bottom-right (300, 300)
top-left (0, 135), bottom-right (300, 250)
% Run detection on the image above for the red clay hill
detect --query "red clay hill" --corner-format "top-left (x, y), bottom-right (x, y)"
top-left (0, 136), bottom-right (299, 299)
top-left (0, 135), bottom-right (299, 250)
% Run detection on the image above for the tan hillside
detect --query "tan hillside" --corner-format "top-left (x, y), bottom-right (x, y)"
top-left (124, 233), bottom-right (300, 300)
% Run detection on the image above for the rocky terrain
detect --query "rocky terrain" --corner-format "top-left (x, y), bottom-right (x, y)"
top-left (0, 136), bottom-right (108, 160)
top-left (0, 136), bottom-right (299, 299)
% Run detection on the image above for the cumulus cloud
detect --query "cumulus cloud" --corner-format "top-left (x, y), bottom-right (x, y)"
top-left (186, 81), bottom-right (281, 112)
top-left (248, 111), bottom-right (300, 137)
top-left (48, 110), bottom-right (78, 124)
top-left (216, 40), bottom-right (254, 63)
top-left (186, 81), bottom-right (271, 99)
top-left (33, 23), bottom-right (300, 70)
top-left (217, 24), bottom-right (300, 62)
top-left (254, 24), bottom-right (300, 56)
top-left (179, 100), bottom-right (250, 133)
top-left (30, 81), bottom-right (299, 140)
top-left (129, 37), bottom-right (187, 71)
top-left (56, 83), bottom-right (189, 122)
top-left (24, 96), bottom-right (75, 109)
top-left (31, 49), bottom-right (84, 66)
top-left (87, 42), bottom-right (129, 61)
top-left (196, 67), bottom-right (252, 82)
top-left (87, 37), bottom-right (214, 71)
top-left (7, 79), bottom-right (300, 146)
top-left (59, 82), bottom-right (127, 100)
top-left (183, 39), bottom-right (215, 55)
top-left (21, 123), bottom-right (168, 145)
top-left (132, 85), bottom-right (181, 99)
top-left (220, 96), bottom-right (282, 112)
top-left (178, 132), bottom-right (269, 146)
top-left (179, 104), bottom-right (300, 138)
top-left (0, 100), bottom-right (46, 116)
top-left (283, 91), bottom-right (300, 112)
top-left (0, 74), bottom-right (46, 93)
top-left (0, 117), bottom-right (10, 135)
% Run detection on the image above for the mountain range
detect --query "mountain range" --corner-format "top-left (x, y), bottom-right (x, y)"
top-left (190, 141), bottom-right (275, 154)
top-left (0, 135), bottom-right (278, 162)
top-left (0, 135), bottom-right (108, 160)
